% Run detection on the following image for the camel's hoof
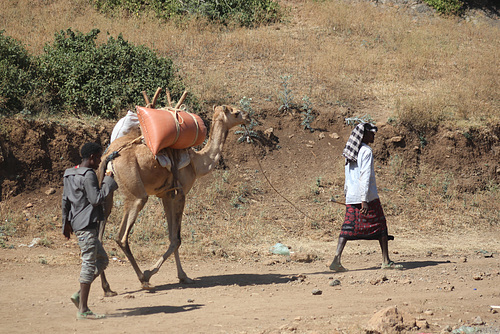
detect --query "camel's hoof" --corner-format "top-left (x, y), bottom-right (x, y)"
top-left (104, 290), bottom-right (118, 297)
top-left (143, 269), bottom-right (156, 282)
top-left (179, 277), bottom-right (195, 284)
top-left (141, 282), bottom-right (155, 290)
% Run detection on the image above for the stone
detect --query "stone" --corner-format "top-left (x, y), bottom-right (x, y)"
top-left (311, 289), bottom-right (322, 295)
top-left (389, 136), bottom-right (403, 143)
top-left (45, 188), bottom-right (56, 195)
top-left (364, 306), bottom-right (406, 334)
top-left (472, 274), bottom-right (483, 280)
top-left (264, 127), bottom-right (274, 138)
top-left (441, 325), bottom-right (452, 333)
top-left (329, 132), bottom-right (340, 139)
top-left (470, 316), bottom-right (484, 325)
top-left (290, 252), bottom-right (316, 263)
top-left (329, 279), bottom-right (341, 287)
top-left (416, 319), bottom-right (429, 329)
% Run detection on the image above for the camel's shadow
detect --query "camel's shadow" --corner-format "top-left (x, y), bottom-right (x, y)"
top-left (107, 273), bottom-right (292, 317)
top-left (153, 272), bottom-right (292, 292)
top-left (109, 304), bottom-right (203, 318)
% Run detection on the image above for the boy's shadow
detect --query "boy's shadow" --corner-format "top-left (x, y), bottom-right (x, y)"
top-left (109, 304), bottom-right (203, 318)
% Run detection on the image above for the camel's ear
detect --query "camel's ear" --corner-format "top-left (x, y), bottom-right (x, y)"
top-left (213, 105), bottom-right (216, 112)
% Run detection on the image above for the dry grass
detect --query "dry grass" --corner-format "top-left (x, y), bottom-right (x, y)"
top-left (2, 0), bottom-right (498, 125)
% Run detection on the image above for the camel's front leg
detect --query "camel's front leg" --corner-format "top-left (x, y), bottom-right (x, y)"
top-left (174, 248), bottom-right (194, 284)
top-left (115, 197), bottom-right (151, 289)
top-left (143, 192), bottom-right (192, 284)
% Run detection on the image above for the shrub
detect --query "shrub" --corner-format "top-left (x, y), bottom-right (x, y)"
top-left (0, 31), bottom-right (36, 115)
top-left (300, 96), bottom-right (315, 132)
top-left (36, 28), bottom-right (187, 117)
top-left (235, 96), bottom-right (260, 143)
top-left (278, 75), bottom-right (295, 114)
top-left (422, 0), bottom-right (464, 15)
top-left (91, 0), bottom-right (284, 27)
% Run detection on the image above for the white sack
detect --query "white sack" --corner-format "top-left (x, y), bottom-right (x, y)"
top-left (110, 110), bottom-right (140, 143)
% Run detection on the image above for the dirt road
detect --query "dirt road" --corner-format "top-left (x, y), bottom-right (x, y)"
top-left (1, 232), bottom-right (499, 334)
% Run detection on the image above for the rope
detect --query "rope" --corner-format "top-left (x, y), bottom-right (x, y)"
top-left (168, 109), bottom-right (182, 146)
top-left (243, 126), bottom-right (318, 222)
top-left (105, 135), bottom-right (143, 163)
top-left (187, 112), bottom-right (200, 147)
top-left (115, 135), bottom-right (143, 154)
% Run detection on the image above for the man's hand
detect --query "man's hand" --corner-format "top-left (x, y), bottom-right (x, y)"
top-left (360, 201), bottom-right (368, 215)
top-left (63, 223), bottom-right (73, 240)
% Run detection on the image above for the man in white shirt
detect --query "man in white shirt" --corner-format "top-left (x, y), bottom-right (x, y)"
top-left (329, 123), bottom-right (403, 272)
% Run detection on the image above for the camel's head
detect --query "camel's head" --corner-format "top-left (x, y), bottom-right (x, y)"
top-left (213, 105), bottom-right (250, 128)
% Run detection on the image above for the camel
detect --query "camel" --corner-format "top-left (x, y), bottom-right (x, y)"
top-left (97, 101), bottom-right (249, 294)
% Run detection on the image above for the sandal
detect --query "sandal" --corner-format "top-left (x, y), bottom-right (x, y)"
top-left (77, 310), bottom-right (106, 320)
top-left (329, 262), bottom-right (348, 272)
top-left (70, 292), bottom-right (80, 309)
top-left (381, 261), bottom-right (403, 270)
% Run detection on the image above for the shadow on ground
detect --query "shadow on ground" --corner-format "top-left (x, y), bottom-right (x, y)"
top-left (309, 259), bottom-right (453, 275)
top-left (110, 304), bottom-right (203, 317)
top-left (154, 272), bottom-right (292, 291)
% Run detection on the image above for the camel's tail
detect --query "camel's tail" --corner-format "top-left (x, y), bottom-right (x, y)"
top-left (98, 151), bottom-right (119, 186)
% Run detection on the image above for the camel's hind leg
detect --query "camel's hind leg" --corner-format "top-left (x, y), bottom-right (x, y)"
top-left (115, 195), bottom-right (150, 288)
top-left (143, 191), bottom-right (193, 284)
top-left (98, 192), bottom-right (117, 297)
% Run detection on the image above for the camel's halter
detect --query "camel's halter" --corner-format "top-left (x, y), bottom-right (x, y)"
top-left (241, 125), bottom-right (330, 223)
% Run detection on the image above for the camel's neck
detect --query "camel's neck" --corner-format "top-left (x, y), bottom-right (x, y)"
top-left (191, 119), bottom-right (229, 177)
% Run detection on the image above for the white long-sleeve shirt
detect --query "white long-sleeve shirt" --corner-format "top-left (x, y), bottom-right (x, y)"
top-left (344, 143), bottom-right (379, 204)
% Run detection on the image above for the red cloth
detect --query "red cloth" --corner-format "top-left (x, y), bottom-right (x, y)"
top-left (339, 198), bottom-right (388, 240)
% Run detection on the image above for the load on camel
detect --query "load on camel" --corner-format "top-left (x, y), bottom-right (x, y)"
top-left (97, 88), bottom-right (250, 295)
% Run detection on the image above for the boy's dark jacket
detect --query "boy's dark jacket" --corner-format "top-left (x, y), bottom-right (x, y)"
top-left (62, 167), bottom-right (118, 233)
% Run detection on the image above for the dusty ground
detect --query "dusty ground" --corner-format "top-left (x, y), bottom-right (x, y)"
top-left (1, 230), bottom-right (499, 334)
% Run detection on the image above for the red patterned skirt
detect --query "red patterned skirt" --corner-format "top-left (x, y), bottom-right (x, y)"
top-left (340, 198), bottom-right (388, 240)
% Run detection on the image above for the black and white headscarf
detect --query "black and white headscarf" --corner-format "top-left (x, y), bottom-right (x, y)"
top-left (342, 122), bottom-right (377, 163)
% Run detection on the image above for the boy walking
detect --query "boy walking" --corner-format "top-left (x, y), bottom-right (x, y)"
top-left (62, 142), bottom-right (118, 319)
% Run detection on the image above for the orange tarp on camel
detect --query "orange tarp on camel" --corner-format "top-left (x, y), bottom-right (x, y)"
top-left (136, 106), bottom-right (207, 155)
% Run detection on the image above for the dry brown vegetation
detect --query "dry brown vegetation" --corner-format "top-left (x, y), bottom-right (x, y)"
top-left (2, 0), bottom-right (499, 125)
top-left (0, 0), bottom-right (499, 260)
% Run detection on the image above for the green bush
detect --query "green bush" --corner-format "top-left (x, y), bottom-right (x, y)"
top-left (0, 30), bottom-right (36, 114)
top-left (36, 28), bottom-right (187, 117)
top-left (422, 0), bottom-right (464, 15)
top-left (91, 0), bottom-right (284, 27)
